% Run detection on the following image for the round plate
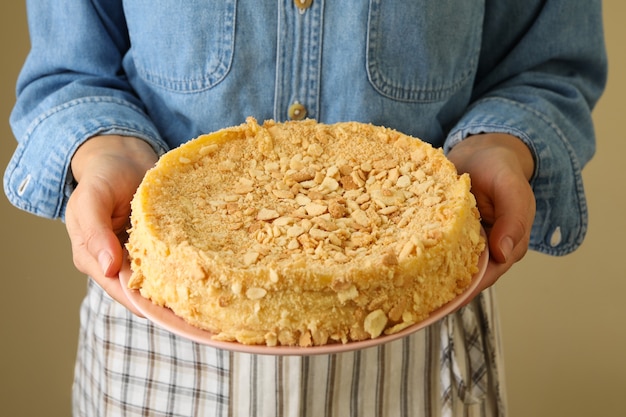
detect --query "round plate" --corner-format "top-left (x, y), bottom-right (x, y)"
top-left (119, 245), bottom-right (488, 356)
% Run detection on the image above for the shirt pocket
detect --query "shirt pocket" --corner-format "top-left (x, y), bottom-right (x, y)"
top-left (366, 0), bottom-right (483, 102)
top-left (124, 0), bottom-right (236, 93)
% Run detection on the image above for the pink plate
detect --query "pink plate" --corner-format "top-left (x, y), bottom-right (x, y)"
top-left (119, 244), bottom-right (488, 356)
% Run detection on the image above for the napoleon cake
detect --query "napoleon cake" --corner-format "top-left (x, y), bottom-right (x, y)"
top-left (126, 117), bottom-right (485, 347)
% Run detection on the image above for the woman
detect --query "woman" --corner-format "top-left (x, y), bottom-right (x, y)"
top-left (4, 1), bottom-right (606, 416)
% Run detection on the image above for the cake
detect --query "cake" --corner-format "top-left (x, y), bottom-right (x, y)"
top-left (126, 117), bottom-right (485, 347)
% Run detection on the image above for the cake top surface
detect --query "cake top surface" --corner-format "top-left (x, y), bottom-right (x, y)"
top-left (132, 118), bottom-right (473, 274)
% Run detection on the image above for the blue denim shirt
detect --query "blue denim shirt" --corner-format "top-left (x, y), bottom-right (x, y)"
top-left (4, 0), bottom-right (607, 256)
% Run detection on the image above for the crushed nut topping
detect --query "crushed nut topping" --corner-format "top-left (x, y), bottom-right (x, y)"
top-left (148, 118), bottom-right (460, 271)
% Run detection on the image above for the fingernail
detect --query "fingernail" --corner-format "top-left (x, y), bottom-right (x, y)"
top-left (98, 251), bottom-right (113, 276)
top-left (499, 237), bottom-right (514, 262)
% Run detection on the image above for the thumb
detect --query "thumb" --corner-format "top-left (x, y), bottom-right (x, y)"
top-left (66, 180), bottom-right (126, 278)
top-left (81, 198), bottom-right (126, 278)
top-left (93, 232), bottom-right (124, 278)
top-left (66, 189), bottom-right (143, 316)
top-left (463, 182), bottom-right (535, 301)
top-left (488, 179), bottom-right (535, 265)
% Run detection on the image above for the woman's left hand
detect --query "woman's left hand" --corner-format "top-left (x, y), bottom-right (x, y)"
top-left (446, 133), bottom-right (536, 300)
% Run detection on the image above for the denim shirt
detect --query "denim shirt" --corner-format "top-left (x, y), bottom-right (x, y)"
top-left (4, 0), bottom-right (607, 256)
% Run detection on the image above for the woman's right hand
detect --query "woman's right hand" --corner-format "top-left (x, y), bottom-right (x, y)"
top-left (66, 135), bottom-right (159, 314)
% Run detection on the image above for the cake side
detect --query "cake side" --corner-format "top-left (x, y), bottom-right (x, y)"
top-left (126, 118), bottom-right (485, 346)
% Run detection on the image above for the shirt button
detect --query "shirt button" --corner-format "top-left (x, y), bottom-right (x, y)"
top-left (549, 226), bottom-right (562, 247)
top-left (288, 102), bottom-right (307, 120)
top-left (294, 0), bottom-right (313, 11)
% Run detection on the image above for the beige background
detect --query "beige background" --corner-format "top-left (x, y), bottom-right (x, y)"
top-left (1, 2), bottom-right (624, 416)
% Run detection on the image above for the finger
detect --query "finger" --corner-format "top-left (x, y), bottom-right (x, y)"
top-left (488, 176), bottom-right (535, 264)
top-left (66, 210), bottom-right (144, 317)
top-left (66, 211), bottom-right (143, 316)
top-left (70, 234), bottom-right (144, 317)
top-left (71, 183), bottom-right (125, 277)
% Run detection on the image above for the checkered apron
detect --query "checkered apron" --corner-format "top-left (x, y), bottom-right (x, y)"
top-left (72, 279), bottom-right (506, 417)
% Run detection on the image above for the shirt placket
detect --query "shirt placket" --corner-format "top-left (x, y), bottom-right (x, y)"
top-left (274, 0), bottom-right (323, 121)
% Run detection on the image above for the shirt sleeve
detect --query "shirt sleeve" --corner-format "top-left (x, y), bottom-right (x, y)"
top-left (444, 0), bottom-right (608, 256)
top-left (4, 1), bottom-right (169, 220)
